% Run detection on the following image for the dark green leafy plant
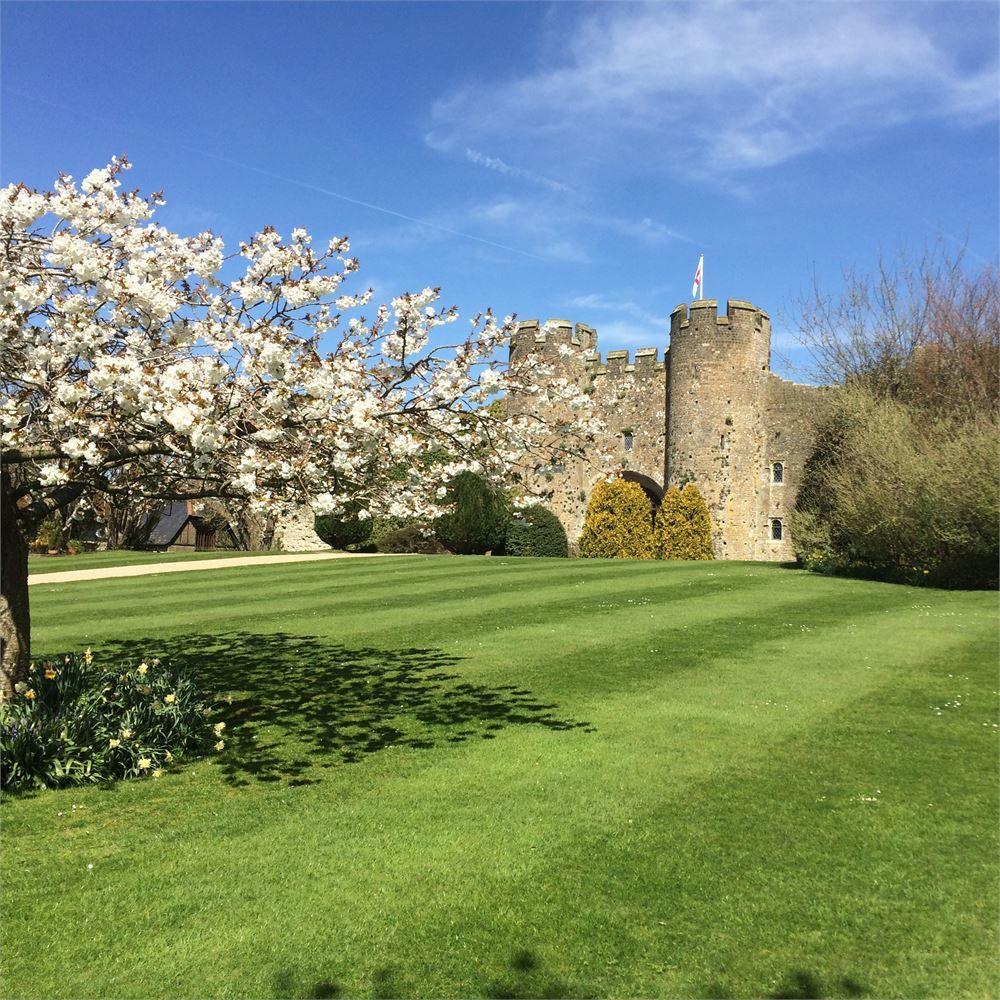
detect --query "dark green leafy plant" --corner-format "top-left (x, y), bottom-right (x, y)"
top-left (505, 505), bottom-right (569, 558)
top-left (434, 472), bottom-right (511, 555)
top-left (314, 504), bottom-right (373, 551)
top-left (0, 651), bottom-right (224, 792)
top-left (375, 523), bottom-right (447, 554)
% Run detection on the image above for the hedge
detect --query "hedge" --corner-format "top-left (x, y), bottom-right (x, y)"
top-left (505, 505), bottom-right (568, 557)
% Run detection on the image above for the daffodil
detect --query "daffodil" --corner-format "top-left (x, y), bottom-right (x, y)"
top-left (213, 722), bottom-right (226, 735)
top-left (214, 740), bottom-right (225, 752)
top-left (108, 739), bottom-right (121, 749)
top-left (121, 728), bottom-right (133, 739)
top-left (24, 689), bottom-right (36, 700)
top-left (137, 757), bottom-right (151, 770)
top-left (137, 663), bottom-right (149, 676)
top-left (44, 667), bottom-right (57, 680)
top-left (164, 693), bottom-right (176, 705)
top-left (83, 647), bottom-right (93, 665)
top-left (152, 768), bottom-right (164, 779)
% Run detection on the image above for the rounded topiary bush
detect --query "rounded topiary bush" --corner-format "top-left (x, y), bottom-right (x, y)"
top-left (505, 505), bottom-right (569, 558)
top-left (655, 483), bottom-right (714, 560)
top-left (0, 651), bottom-right (224, 792)
top-left (314, 504), bottom-right (373, 550)
top-left (578, 479), bottom-right (655, 559)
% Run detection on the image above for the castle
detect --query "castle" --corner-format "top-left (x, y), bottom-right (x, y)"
top-left (509, 298), bottom-right (829, 561)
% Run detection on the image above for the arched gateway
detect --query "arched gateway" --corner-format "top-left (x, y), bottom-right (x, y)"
top-left (619, 472), bottom-right (663, 521)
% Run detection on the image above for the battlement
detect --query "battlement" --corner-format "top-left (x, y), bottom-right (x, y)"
top-left (587, 346), bottom-right (665, 376)
top-left (510, 318), bottom-right (597, 360)
top-left (670, 299), bottom-right (769, 332)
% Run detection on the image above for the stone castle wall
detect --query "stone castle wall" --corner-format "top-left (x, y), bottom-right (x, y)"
top-left (510, 298), bottom-right (829, 561)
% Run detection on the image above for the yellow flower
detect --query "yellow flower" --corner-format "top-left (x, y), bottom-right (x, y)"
top-left (152, 769), bottom-right (164, 779)
top-left (164, 693), bottom-right (176, 705)
top-left (108, 738), bottom-right (121, 749)
top-left (164, 750), bottom-right (173, 762)
top-left (24, 689), bottom-right (36, 700)
top-left (137, 663), bottom-right (149, 676)
top-left (137, 757), bottom-right (151, 770)
top-left (213, 722), bottom-right (226, 735)
top-left (13, 682), bottom-right (26, 694)
top-left (44, 667), bottom-right (57, 680)
top-left (121, 728), bottom-right (133, 740)
top-left (214, 740), bottom-right (225, 752)
top-left (83, 647), bottom-right (93, 664)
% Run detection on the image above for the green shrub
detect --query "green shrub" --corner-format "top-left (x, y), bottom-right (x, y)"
top-left (434, 472), bottom-right (511, 555)
top-left (578, 479), bottom-right (655, 559)
top-left (792, 388), bottom-right (999, 588)
top-left (375, 523), bottom-right (447, 555)
top-left (0, 651), bottom-right (224, 792)
top-left (368, 516), bottom-right (404, 548)
top-left (314, 505), bottom-right (373, 550)
top-left (505, 505), bottom-right (569, 557)
top-left (655, 484), bottom-right (714, 560)
top-left (30, 518), bottom-right (61, 554)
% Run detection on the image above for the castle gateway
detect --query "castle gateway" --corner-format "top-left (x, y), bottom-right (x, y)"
top-left (509, 299), bottom-right (829, 561)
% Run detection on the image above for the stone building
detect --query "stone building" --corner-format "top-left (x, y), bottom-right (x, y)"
top-left (508, 298), bottom-right (829, 561)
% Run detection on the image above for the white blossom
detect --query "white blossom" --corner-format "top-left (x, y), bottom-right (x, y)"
top-left (0, 160), bottom-right (603, 542)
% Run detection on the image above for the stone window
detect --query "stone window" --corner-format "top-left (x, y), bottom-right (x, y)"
top-left (771, 518), bottom-right (783, 541)
top-left (623, 432), bottom-right (634, 452)
top-left (772, 462), bottom-right (783, 484)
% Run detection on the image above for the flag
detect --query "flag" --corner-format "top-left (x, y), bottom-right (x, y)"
top-left (692, 255), bottom-right (704, 300)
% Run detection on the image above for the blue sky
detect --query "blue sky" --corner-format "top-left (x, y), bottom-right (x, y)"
top-left (3, 1), bottom-right (997, 377)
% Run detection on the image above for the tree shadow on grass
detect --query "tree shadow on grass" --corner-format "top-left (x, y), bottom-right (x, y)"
top-left (703, 969), bottom-right (868, 999)
top-left (97, 632), bottom-right (593, 787)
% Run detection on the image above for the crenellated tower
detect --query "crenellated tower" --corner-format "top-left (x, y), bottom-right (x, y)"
top-left (506, 299), bottom-right (826, 560)
top-left (666, 300), bottom-right (771, 559)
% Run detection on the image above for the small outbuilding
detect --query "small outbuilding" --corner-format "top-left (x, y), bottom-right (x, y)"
top-left (144, 501), bottom-right (237, 552)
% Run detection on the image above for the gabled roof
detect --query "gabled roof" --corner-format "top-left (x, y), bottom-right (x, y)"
top-left (146, 501), bottom-right (193, 546)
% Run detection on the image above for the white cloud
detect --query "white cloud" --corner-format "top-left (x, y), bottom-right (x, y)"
top-left (429, 2), bottom-right (998, 178)
top-left (463, 147), bottom-right (573, 194)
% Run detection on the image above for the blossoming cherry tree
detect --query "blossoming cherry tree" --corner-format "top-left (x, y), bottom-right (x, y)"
top-left (0, 159), bottom-right (600, 694)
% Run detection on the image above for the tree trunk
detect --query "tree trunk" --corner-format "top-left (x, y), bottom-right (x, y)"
top-left (1, 472), bottom-right (30, 698)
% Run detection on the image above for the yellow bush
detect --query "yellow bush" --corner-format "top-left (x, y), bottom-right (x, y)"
top-left (655, 484), bottom-right (714, 560)
top-left (578, 479), bottom-right (655, 559)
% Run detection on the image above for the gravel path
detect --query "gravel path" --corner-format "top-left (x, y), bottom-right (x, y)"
top-left (28, 551), bottom-right (387, 586)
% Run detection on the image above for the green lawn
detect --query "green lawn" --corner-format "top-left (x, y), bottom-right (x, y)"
top-left (27, 549), bottom-right (307, 574)
top-left (4, 558), bottom-right (998, 999)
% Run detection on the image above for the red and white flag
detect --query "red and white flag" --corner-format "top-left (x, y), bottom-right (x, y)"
top-left (692, 254), bottom-right (704, 300)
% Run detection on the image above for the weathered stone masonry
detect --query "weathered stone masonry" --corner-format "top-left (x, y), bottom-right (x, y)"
top-left (509, 299), bottom-right (829, 561)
